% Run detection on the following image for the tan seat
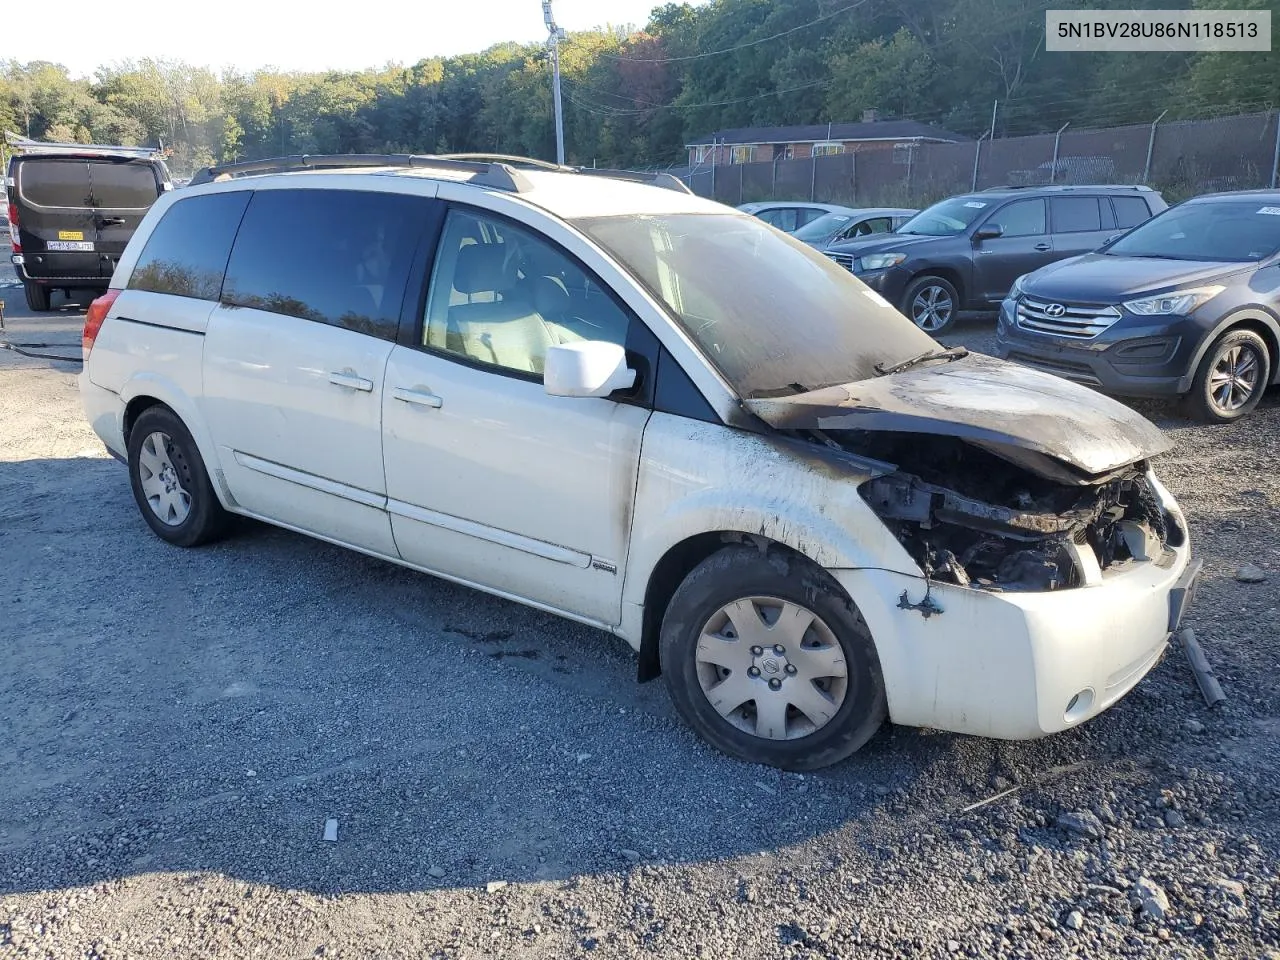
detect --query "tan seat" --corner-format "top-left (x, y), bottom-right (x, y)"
top-left (437, 244), bottom-right (572, 374)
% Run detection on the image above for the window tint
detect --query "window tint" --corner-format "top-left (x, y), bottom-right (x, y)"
top-left (1113, 196), bottom-right (1153, 229)
top-left (222, 189), bottom-right (428, 340)
top-left (86, 161), bottom-right (160, 208)
top-left (796, 208), bottom-right (827, 226)
top-left (18, 160), bottom-right (92, 207)
top-left (1051, 197), bottom-right (1103, 233)
top-left (991, 199), bottom-right (1046, 237)
top-left (18, 159), bottom-right (158, 209)
top-left (757, 208), bottom-right (801, 232)
top-left (424, 208), bottom-right (630, 377)
top-left (129, 192), bottom-right (251, 300)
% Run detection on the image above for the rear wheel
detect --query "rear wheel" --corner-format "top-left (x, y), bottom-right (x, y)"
top-left (902, 275), bottom-right (958, 334)
top-left (23, 281), bottom-right (51, 312)
top-left (1184, 329), bottom-right (1270, 423)
top-left (127, 406), bottom-right (228, 547)
top-left (660, 545), bottom-right (887, 770)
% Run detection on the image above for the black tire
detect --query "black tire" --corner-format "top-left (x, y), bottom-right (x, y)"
top-left (127, 406), bottom-right (228, 547)
top-left (901, 274), bottom-right (959, 334)
top-left (1183, 328), bottom-right (1271, 424)
top-left (23, 281), bottom-right (51, 312)
top-left (660, 545), bottom-right (887, 770)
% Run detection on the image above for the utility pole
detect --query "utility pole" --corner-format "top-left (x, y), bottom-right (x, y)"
top-left (543, 0), bottom-right (566, 165)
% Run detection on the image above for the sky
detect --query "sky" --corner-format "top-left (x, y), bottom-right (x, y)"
top-left (15, 0), bottom-right (684, 78)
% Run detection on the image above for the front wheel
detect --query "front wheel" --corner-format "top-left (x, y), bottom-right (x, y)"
top-left (901, 275), bottom-right (958, 334)
top-left (127, 406), bottom-right (229, 547)
top-left (1184, 329), bottom-right (1270, 423)
top-left (23, 281), bottom-right (51, 312)
top-left (660, 546), bottom-right (887, 770)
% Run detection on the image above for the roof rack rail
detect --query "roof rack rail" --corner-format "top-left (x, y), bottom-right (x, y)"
top-left (4, 131), bottom-right (163, 160)
top-left (437, 153), bottom-right (694, 194)
top-left (188, 153), bottom-right (534, 192)
top-left (981, 182), bottom-right (1154, 192)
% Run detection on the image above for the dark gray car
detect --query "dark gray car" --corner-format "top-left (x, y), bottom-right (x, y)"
top-left (995, 190), bottom-right (1280, 423)
top-left (824, 185), bottom-right (1166, 333)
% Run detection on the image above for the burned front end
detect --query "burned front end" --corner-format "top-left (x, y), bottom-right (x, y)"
top-left (836, 433), bottom-right (1180, 592)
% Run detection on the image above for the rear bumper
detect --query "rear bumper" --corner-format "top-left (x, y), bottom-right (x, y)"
top-left (12, 254), bottom-right (109, 288)
top-left (79, 372), bottom-right (127, 460)
top-left (833, 490), bottom-right (1196, 739)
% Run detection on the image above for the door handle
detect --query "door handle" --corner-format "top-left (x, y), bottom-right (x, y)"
top-left (328, 372), bottom-right (374, 392)
top-left (392, 387), bottom-right (443, 408)
top-left (1033, 242), bottom-right (1051, 252)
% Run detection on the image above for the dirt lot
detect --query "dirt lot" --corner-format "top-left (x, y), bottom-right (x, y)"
top-left (2, 268), bottom-right (1279, 960)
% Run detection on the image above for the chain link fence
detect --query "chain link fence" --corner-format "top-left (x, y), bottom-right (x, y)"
top-left (678, 110), bottom-right (1280, 207)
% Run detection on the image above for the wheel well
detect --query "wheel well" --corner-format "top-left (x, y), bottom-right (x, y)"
top-left (121, 396), bottom-right (167, 446)
top-left (1227, 317), bottom-right (1280, 382)
top-left (635, 532), bottom-right (817, 683)
top-left (906, 267), bottom-right (965, 309)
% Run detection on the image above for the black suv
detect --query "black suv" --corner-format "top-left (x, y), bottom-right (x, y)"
top-left (5, 137), bottom-right (170, 311)
top-left (824, 184), bottom-right (1166, 333)
top-left (995, 190), bottom-right (1280, 423)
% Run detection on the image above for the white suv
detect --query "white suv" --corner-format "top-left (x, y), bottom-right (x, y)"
top-left (79, 154), bottom-right (1200, 770)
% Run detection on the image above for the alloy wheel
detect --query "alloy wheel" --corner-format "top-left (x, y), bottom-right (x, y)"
top-left (911, 285), bottom-right (954, 332)
top-left (1208, 343), bottom-right (1261, 414)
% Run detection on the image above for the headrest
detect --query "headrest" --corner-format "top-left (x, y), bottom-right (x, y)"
top-left (453, 243), bottom-right (511, 295)
top-left (531, 275), bottom-right (570, 316)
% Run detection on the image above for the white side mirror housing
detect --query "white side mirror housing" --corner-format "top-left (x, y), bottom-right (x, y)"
top-left (544, 341), bottom-right (636, 398)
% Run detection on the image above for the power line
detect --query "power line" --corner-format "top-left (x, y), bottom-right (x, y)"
top-left (596, 0), bottom-right (869, 64)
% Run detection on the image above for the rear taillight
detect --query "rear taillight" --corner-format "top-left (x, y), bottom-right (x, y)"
top-left (6, 202), bottom-right (19, 252)
top-left (83, 289), bottom-right (120, 360)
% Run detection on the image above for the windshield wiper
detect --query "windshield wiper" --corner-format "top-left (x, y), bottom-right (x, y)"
top-left (874, 346), bottom-right (969, 377)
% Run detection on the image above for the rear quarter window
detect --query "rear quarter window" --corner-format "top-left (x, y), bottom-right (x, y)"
top-left (128, 192), bottom-right (252, 301)
top-left (221, 189), bottom-right (430, 341)
top-left (1113, 196), bottom-right (1154, 229)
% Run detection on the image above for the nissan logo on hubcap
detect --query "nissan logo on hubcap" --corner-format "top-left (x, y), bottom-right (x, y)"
top-left (1044, 303), bottom-right (1067, 318)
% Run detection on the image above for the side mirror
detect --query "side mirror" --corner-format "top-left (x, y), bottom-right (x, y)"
top-left (544, 341), bottom-right (636, 399)
top-left (972, 224), bottom-right (1004, 241)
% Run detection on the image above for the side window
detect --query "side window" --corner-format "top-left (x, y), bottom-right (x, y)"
top-left (423, 208), bottom-right (631, 377)
top-left (222, 189), bottom-right (428, 341)
top-left (128, 192), bottom-right (251, 300)
top-left (1051, 197), bottom-right (1103, 233)
top-left (991, 199), bottom-right (1047, 238)
top-left (759, 208), bottom-right (799, 232)
top-left (1113, 196), bottom-right (1153, 229)
top-left (852, 216), bottom-right (893, 237)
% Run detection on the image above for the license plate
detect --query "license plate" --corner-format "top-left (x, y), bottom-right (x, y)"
top-left (47, 240), bottom-right (94, 252)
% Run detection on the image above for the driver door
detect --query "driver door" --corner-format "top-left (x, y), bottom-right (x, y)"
top-left (972, 198), bottom-right (1054, 303)
top-left (381, 207), bottom-right (651, 625)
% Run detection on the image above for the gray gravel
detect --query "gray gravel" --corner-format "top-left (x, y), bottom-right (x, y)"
top-left (2, 285), bottom-right (1279, 959)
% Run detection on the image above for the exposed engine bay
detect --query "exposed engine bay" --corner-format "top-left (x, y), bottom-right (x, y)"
top-left (810, 431), bottom-right (1179, 592)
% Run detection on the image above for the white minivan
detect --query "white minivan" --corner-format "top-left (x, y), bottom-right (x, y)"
top-left (80, 155), bottom-right (1200, 769)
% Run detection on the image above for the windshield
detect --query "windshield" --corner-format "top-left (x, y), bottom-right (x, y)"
top-left (792, 212), bottom-right (851, 242)
top-left (1106, 200), bottom-right (1280, 261)
top-left (897, 196), bottom-right (992, 236)
top-left (574, 213), bottom-right (937, 399)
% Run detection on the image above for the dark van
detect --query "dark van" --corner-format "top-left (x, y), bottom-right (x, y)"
top-left (5, 137), bottom-right (171, 311)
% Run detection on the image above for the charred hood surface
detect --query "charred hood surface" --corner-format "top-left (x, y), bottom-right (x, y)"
top-left (747, 353), bottom-right (1170, 480)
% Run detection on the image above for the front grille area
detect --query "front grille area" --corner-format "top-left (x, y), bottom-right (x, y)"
top-left (825, 252), bottom-right (856, 272)
top-left (1016, 296), bottom-right (1121, 339)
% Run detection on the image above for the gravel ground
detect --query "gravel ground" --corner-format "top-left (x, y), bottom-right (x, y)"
top-left (2, 273), bottom-right (1279, 960)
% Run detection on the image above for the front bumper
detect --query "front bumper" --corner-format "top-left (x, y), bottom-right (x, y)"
top-left (832, 498), bottom-right (1197, 740)
top-left (850, 267), bottom-right (910, 307)
top-left (993, 296), bottom-right (1203, 396)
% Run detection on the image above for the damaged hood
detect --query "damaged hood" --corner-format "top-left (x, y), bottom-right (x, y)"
top-left (746, 353), bottom-right (1171, 479)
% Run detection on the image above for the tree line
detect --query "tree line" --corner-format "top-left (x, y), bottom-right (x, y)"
top-left (1, 0), bottom-right (1274, 176)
